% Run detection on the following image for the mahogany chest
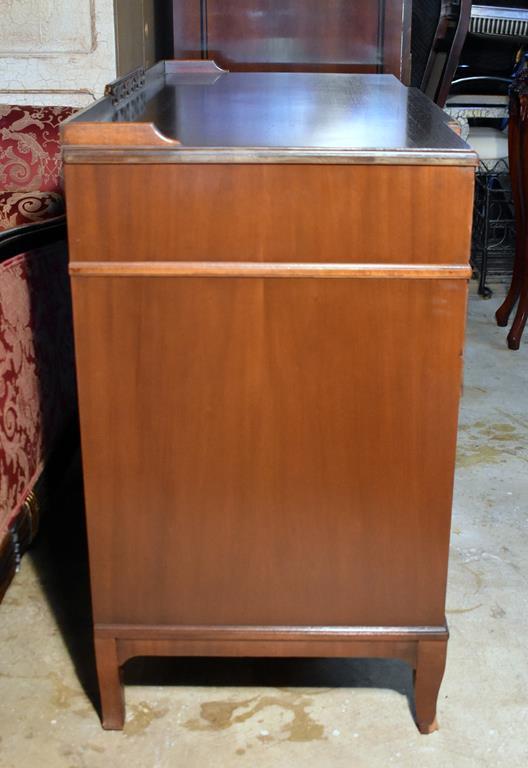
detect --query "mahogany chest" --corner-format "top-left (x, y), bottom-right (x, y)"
top-left (62, 61), bottom-right (477, 731)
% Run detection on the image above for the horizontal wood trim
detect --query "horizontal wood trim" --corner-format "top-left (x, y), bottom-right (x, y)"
top-left (96, 624), bottom-right (449, 642)
top-left (115, 639), bottom-right (423, 666)
top-left (62, 147), bottom-right (478, 166)
top-left (101, 625), bottom-right (449, 664)
top-left (114, 639), bottom-right (421, 666)
top-left (69, 261), bottom-right (472, 279)
top-left (165, 59), bottom-right (228, 74)
top-left (61, 123), bottom-right (181, 148)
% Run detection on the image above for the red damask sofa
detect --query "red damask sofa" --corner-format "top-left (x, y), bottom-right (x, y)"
top-left (0, 105), bottom-right (78, 599)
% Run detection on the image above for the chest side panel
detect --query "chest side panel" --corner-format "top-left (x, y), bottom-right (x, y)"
top-left (71, 274), bottom-right (467, 627)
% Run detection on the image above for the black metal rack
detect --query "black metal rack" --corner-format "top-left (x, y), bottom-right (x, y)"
top-left (471, 157), bottom-right (515, 297)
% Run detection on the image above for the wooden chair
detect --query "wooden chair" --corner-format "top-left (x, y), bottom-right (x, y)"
top-left (412, 0), bottom-right (473, 107)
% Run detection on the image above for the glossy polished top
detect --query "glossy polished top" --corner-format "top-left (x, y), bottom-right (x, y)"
top-left (63, 61), bottom-right (477, 165)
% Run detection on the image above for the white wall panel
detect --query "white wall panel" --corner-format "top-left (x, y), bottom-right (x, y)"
top-left (0, 0), bottom-right (116, 106)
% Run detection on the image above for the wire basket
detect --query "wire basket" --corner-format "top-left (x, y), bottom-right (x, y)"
top-left (471, 157), bottom-right (515, 298)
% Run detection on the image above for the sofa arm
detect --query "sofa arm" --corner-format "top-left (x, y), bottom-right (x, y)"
top-left (0, 215), bottom-right (67, 263)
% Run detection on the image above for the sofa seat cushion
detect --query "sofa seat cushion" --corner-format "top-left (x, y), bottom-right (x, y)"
top-left (0, 191), bottom-right (64, 232)
top-left (0, 244), bottom-right (76, 535)
top-left (0, 105), bottom-right (76, 193)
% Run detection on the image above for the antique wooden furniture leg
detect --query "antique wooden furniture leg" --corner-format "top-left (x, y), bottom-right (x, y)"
top-left (507, 258), bottom-right (528, 348)
top-left (496, 94), bottom-right (525, 328)
top-left (93, 629), bottom-right (448, 733)
top-left (94, 636), bottom-right (125, 730)
top-left (506, 102), bottom-right (528, 349)
top-left (413, 638), bottom-right (448, 734)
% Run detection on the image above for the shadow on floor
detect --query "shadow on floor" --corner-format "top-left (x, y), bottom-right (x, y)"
top-left (124, 655), bottom-right (415, 711)
top-left (28, 448), bottom-right (99, 710)
top-left (28, 455), bottom-right (415, 721)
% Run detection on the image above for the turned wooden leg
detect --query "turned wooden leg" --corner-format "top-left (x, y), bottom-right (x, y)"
top-left (506, 116), bottom-right (528, 349)
top-left (507, 272), bottom-right (528, 349)
top-left (413, 639), bottom-right (447, 735)
top-left (496, 106), bottom-right (524, 327)
top-left (496, 246), bottom-right (525, 328)
top-left (500, 101), bottom-right (528, 347)
top-left (94, 636), bottom-right (125, 730)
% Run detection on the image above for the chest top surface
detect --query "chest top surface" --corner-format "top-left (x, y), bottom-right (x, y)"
top-left (62, 60), bottom-right (476, 166)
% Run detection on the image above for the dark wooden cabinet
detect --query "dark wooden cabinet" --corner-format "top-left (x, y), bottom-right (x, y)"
top-left (62, 60), bottom-right (476, 733)
top-left (172, 0), bottom-right (412, 81)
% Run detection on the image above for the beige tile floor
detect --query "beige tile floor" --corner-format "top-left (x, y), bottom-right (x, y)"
top-left (0, 287), bottom-right (527, 768)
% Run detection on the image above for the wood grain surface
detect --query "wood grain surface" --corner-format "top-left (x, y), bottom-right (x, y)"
top-left (62, 70), bottom-right (477, 167)
top-left (172, 0), bottom-right (411, 81)
top-left (72, 275), bottom-right (466, 629)
top-left (65, 164), bottom-right (474, 266)
top-left (64, 65), bottom-right (474, 732)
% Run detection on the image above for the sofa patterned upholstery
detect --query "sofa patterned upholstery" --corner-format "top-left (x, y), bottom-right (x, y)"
top-left (0, 104), bottom-right (75, 233)
top-left (0, 105), bottom-right (75, 192)
top-left (0, 191), bottom-right (64, 231)
top-left (0, 104), bottom-right (77, 598)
